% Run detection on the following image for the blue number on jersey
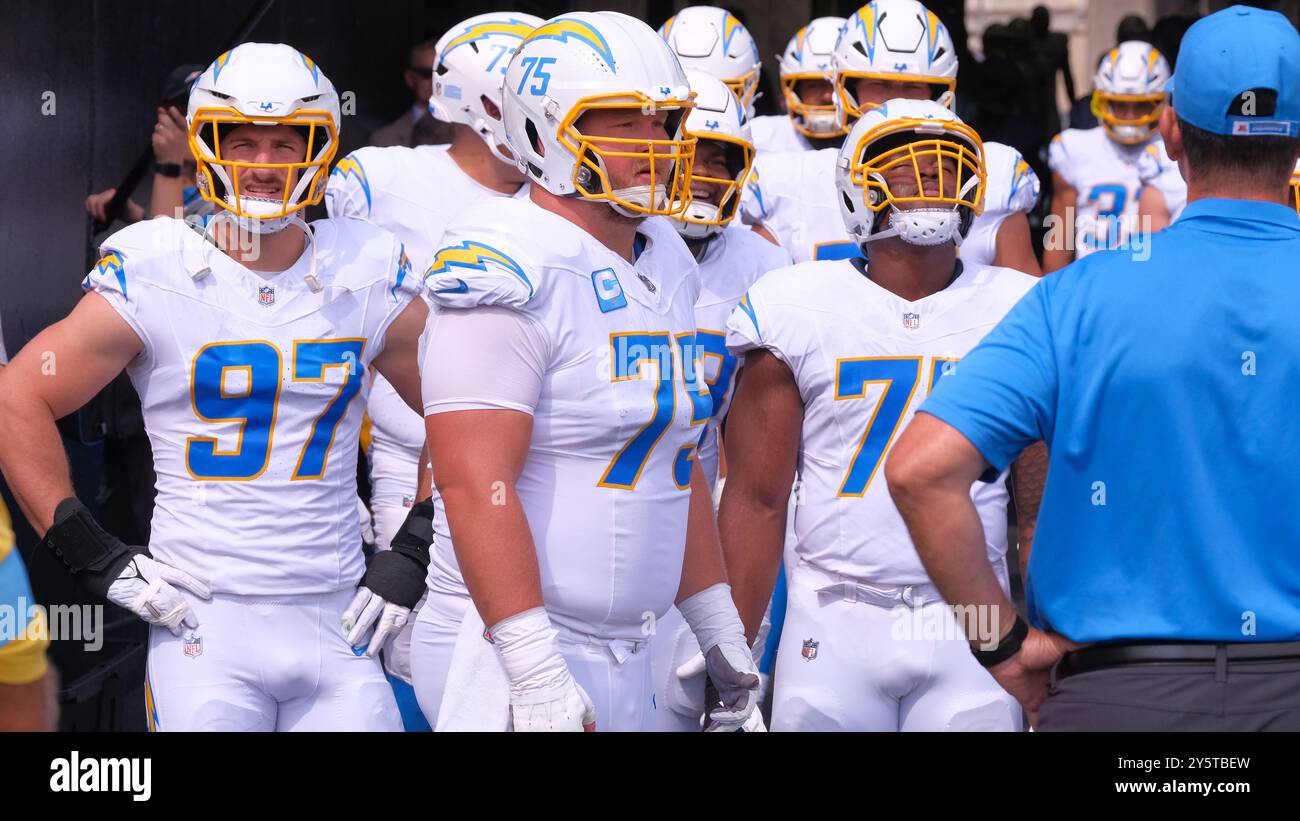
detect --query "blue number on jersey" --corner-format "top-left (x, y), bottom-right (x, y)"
top-left (813, 241), bottom-right (864, 261)
top-left (834, 357), bottom-right (923, 496)
top-left (1085, 183), bottom-right (1128, 250)
top-left (671, 332), bottom-right (713, 488)
top-left (694, 330), bottom-right (738, 420)
top-left (187, 339), bottom-right (366, 481)
top-left (187, 342), bottom-right (282, 480)
top-left (291, 339), bottom-right (366, 480)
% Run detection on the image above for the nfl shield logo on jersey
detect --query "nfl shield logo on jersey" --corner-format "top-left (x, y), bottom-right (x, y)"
top-left (802, 638), bottom-right (819, 661)
top-left (258, 286), bottom-right (275, 306)
top-left (902, 312), bottom-right (920, 330)
top-left (183, 634), bottom-right (203, 658)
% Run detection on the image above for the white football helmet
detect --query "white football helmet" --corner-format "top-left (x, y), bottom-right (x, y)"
top-left (428, 13), bottom-right (545, 165)
top-left (187, 43), bottom-right (340, 231)
top-left (833, 1), bottom-right (959, 130)
top-left (501, 12), bottom-right (696, 218)
top-left (836, 98), bottom-right (984, 248)
top-left (1092, 41), bottom-right (1170, 145)
top-left (660, 6), bottom-right (763, 118)
top-left (777, 17), bottom-right (847, 137)
top-left (674, 69), bottom-right (754, 240)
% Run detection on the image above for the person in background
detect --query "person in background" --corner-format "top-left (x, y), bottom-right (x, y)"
top-left (368, 39), bottom-right (451, 148)
top-left (85, 65), bottom-right (212, 226)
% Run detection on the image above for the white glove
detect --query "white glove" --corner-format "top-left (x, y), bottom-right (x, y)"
top-left (107, 554), bottom-right (211, 636)
top-left (342, 587), bottom-right (411, 657)
top-left (491, 607), bottom-right (596, 732)
top-left (678, 583), bottom-right (761, 729)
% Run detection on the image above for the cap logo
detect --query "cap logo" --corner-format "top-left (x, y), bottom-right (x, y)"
top-left (1229, 88), bottom-right (1277, 117)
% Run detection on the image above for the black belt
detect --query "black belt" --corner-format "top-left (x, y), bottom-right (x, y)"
top-left (1055, 640), bottom-right (1300, 682)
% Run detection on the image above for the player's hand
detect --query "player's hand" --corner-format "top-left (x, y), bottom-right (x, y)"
top-left (986, 628), bottom-right (1082, 728)
top-left (490, 607), bottom-right (596, 732)
top-left (153, 106), bottom-right (190, 166)
top-left (342, 585), bottom-right (411, 656)
top-left (343, 501), bottom-right (434, 654)
top-left (678, 583), bottom-right (761, 730)
top-left (106, 553), bottom-right (212, 636)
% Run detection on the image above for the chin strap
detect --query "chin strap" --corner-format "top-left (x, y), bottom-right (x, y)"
top-left (184, 211), bottom-right (321, 292)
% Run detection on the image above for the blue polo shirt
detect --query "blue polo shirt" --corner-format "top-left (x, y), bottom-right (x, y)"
top-left (921, 198), bottom-right (1300, 643)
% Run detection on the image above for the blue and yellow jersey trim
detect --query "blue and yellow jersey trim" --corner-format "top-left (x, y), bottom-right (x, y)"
top-left (330, 155), bottom-right (372, 214)
top-left (425, 241), bottom-right (533, 299)
top-left (0, 499), bottom-right (50, 686)
top-left (522, 18), bottom-right (617, 72)
top-left (83, 249), bottom-right (127, 299)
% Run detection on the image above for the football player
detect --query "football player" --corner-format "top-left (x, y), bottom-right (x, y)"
top-left (659, 6), bottom-right (763, 120)
top-left (721, 99), bottom-right (1042, 731)
top-left (0, 44), bottom-right (429, 731)
top-left (409, 12), bottom-right (760, 732)
top-left (1045, 41), bottom-right (1170, 271)
top-left (651, 69), bottom-right (790, 732)
top-left (742, 0), bottom-right (1042, 275)
top-left (325, 12), bottom-right (541, 728)
top-left (749, 17), bottom-right (848, 155)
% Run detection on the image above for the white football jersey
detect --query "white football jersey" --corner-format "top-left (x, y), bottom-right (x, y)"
top-left (961, 144), bottom-right (1040, 269)
top-left (691, 226), bottom-right (792, 486)
top-left (84, 217), bottom-right (420, 594)
top-left (1048, 127), bottom-right (1154, 257)
top-left (422, 197), bottom-right (708, 639)
top-left (1137, 141), bottom-right (1187, 223)
top-left (749, 114), bottom-right (814, 154)
top-left (726, 258), bottom-right (1037, 584)
top-left (740, 142), bottom-right (1037, 270)
top-left (326, 143), bottom-right (528, 512)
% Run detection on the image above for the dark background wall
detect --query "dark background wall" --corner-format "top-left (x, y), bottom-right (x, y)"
top-left (0, 1), bottom-right (904, 355)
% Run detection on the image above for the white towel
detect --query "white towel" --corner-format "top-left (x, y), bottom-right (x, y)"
top-left (435, 606), bottom-right (511, 732)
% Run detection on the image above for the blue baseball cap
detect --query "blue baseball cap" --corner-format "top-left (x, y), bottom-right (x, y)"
top-left (1170, 4), bottom-right (1300, 137)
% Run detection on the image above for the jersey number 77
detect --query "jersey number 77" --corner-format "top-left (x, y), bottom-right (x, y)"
top-left (834, 355), bottom-right (956, 497)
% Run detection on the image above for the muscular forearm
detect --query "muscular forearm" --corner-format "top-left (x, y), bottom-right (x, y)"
top-left (1011, 441), bottom-right (1048, 579)
top-left (439, 476), bottom-right (544, 627)
top-left (0, 390), bottom-right (76, 534)
top-left (675, 463), bottom-right (727, 605)
top-left (717, 482), bottom-right (786, 645)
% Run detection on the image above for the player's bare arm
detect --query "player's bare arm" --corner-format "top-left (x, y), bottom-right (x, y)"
top-left (1043, 172), bottom-right (1076, 273)
top-left (993, 211), bottom-right (1043, 276)
top-left (1010, 441), bottom-right (1048, 579)
top-left (0, 292), bottom-right (143, 531)
top-left (370, 297), bottom-right (429, 415)
top-left (425, 408), bottom-right (541, 627)
top-left (0, 668), bottom-right (58, 731)
top-left (716, 349), bottom-right (801, 644)
top-left (1138, 184), bottom-right (1171, 233)
top-left (886, 413), bottom-right (1078, 724)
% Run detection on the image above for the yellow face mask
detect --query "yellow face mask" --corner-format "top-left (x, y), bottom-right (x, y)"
top-left (1291, 166), bottom-right (1300, 216)
top-left (1091, 91), bottom-right (1165, 144)
top-left (781, 74), bottom-right (845, 138)
top-left (850, 117), bottom-right (986, 218)
top-left (675, 131), bottom-right (754, 231)
top-left (188, 107), bottom-right (338, 220)
top-left (558, 92), bottom-right (698, 218)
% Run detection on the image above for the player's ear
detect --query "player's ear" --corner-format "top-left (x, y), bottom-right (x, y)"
top-left (1161, 106), bottom-right (1184, 163)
